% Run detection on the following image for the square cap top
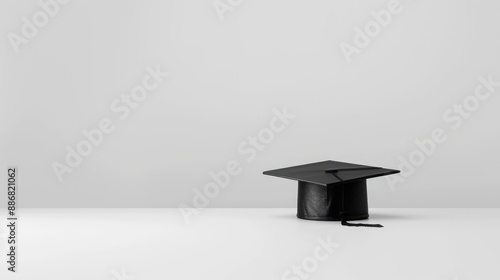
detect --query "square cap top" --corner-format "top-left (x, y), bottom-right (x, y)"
top-left (263, 160), bottom-right (400, 186)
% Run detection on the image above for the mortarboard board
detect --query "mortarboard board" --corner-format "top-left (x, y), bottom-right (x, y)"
top-left (263, 160), bottom-right (400, 227)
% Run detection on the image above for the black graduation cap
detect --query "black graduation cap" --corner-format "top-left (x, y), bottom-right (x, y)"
top-left (263, 160), bottom-right (400, 227)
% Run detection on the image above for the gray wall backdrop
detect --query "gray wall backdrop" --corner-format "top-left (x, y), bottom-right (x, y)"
top-left (1, 0), bottom-right (499, 208)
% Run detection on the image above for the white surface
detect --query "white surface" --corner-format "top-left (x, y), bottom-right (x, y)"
top-left (2, 0), bottom-right (500, 208)
top-left (0, 208), bottom-right (499, 280)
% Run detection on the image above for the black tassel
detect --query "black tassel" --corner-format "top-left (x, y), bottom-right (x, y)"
top-left (340, 212), bottom-right (383, 228)
top-left (326, 168), bottom-right (384, 228)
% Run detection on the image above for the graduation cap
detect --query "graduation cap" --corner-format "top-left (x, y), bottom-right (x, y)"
top-left (263, 160), bottom-right (400, 228)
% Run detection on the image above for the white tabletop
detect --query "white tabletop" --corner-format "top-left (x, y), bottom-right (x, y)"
top-left (1, 208), bottom-right (499, 280)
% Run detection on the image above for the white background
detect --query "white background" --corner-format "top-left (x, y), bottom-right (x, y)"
top-left (1, 208), bottom-right (499, 280)
top-left (1, 0), bottom-right (500, 208)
